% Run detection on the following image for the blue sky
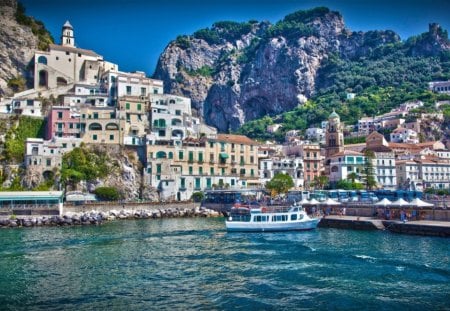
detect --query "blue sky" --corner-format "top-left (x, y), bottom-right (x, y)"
top-left (21, 0), bottom-right (450, 76)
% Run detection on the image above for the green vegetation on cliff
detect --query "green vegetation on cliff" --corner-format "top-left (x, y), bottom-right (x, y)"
top-left (237, 23), bottom-right (450, 141)
top-left (61, 145), bottom-right (111, 190)
top-left (15, 2), bottom-right (54, 50)
top-left (3, 116), bottom-right (44, 163)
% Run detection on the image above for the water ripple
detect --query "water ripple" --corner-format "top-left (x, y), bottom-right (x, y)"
top-left (0, 219), bottom-right (448, 310)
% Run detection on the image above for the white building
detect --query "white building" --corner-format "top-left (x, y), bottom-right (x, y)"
top-left (148, 93), bottom-right (193, 144)
top-left (390, 127), bottom-right (419, 144)
top-left (267, 124), bottom-right (283, 133)
top-left (328, 150), bottom-right (366, 183)
top-left (305, 127), bottom-right (325, 143)
top-left (34, 21), bottom-right (118, 91)
top-left (259, 157), bottom-right (304, 189)
top-left (429, 81), bottom-right (450, 94)
top-left (25, 137), bottom-right (82, 178)
top-left (396, 160), bottom-right (421, 190)
top-left (101, 70), bottom-right (164, 106)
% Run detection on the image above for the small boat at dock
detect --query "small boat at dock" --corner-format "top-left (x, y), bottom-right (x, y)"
top-left (225, 204), bottom-right (320, 232)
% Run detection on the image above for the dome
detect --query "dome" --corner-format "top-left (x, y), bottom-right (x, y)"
top-left (329, 110), bottom-right (339, 119)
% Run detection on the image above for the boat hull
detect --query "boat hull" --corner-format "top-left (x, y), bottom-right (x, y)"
top-left (225, 218), bottom-right (320, 232)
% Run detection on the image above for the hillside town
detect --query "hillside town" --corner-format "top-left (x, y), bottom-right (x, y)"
top-left (1, 21), bottom-right (450, 203)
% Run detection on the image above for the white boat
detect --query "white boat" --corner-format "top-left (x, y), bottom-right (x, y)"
top-left (225, 204), bottom-right (321, 232)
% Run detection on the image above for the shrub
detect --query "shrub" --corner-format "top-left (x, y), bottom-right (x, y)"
top-left (94, 187), bottom-right (121, 201)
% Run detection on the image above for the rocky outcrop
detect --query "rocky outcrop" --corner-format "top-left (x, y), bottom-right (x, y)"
top-left (153, 8), bottom-right (403, 132)
top-left (407, 23), bottom-right (450, 57)
top-left (0, 0), bottom-right (35, 95)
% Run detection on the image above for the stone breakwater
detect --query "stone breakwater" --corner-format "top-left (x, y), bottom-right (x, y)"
top-left (0, 206), bottom-right (221, 228)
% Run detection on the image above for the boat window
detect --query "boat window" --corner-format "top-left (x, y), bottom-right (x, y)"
top-left (291, 214), bottom-right (297, 221)
top-left (299, 214), bottom-right (304, 220)
top-left (292, 207), bottom-right (298, 212)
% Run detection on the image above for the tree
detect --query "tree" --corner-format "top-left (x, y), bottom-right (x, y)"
top-left (361, 150), bottom-right (377, 190)
top-left (191, 191), bottom-right (204, 202)
top-left (311, 175), bottom-right (329, 190)
top-left (265, 173), bottom-right (294, 197)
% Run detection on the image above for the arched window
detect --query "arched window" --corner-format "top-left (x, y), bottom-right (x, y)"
top-left (37, 56), bottom-right (47, 65)
top-left (172, 130), bottom-right (183, 139)
top-left (105, 123), bottom-right (119, 130)
top-left (88, 123), bottom-right (102, 131)
top-left (56, 77), bottom-right (68, 86)
top-left (156, 151), bottom-right (167, 159)
top-left (331, 166), bottom-right (339, 173)
top-left (169, 99), bottom-right (176, 104)
top-left (38, 70), bottom-right (48, 87)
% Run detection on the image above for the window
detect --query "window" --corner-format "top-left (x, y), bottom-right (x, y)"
top-left (291, 214), bottom-right (297, 221)
top-left (126, 102), bottom-right (130, 110)
top-left (175, 110), bottom-right (181, 116)
top-left (250, 156), bottom-right (254, 164)
top-left (210, 167), bottom-right (214, 175)
top-left (199, 167), bottom-right (203, 175)
top-left (57, 112), bottom-right (63, 119)
top-left (93, 112), bottom-right (98, 119)
top-left (220, 142), bottom-right (225, 152)
top-left (46, 159), bottom-right (51, 166)
top-left (93, 134), bottom-right (97, 141)
top-left (195, 178), bottom-right (201, 189)
top-left (189, 166), bottom-right (193, 175)
top-left (209, 142), bottom-right (214, 148)
top-left (156, 164), bottom-right (161, 174)
top-left (110, 134), bottom-right (114, 140)
top-left (62, 143), bottom-right (67, 148)
top-left (141, 87), bottom-right (146, 96)
top-left (198, 152), bottom-right (203, 163)
top-left (137, 103), bottom-right (141, 111)
top-left (168, 152), bottom-right (173, 159)
top-left (179, 151), bottom-right (184, 160)
top-left (188, 151), bottom-right (194, 162)
top-left (126, 86), bottom-right (132, 95)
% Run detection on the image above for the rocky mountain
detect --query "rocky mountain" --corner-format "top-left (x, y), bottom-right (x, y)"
top-left (0, 0), bottom-right (53, 96)
top-left (153, 7), bottom-right (450, 132)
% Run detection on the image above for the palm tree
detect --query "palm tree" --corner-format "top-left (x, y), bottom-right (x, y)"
top-left (312, 175), bottom-right (328, 190)
top-left (347, 172), bottom-right (358, 184)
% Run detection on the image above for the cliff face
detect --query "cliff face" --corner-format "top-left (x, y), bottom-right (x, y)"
top-left (153, 8), bottom-right (402, 132)
top-left (0, 0), bottom-right (52, 96)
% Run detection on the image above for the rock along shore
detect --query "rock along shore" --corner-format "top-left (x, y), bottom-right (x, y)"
top-left (0, 206), bottom-right (221, 228)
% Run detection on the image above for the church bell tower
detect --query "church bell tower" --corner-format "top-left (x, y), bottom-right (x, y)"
top-left (61, 20), bottom-right (75, 47)
top-left (325, 110), bottom-right (344, 158)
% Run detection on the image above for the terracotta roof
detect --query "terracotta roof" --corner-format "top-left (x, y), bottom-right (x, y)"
top-left (416, 141), bottom-right (439, 147)
top-left (363, 145), bottom-right (393, 153)
top-left (49, 44), bottom-right (100, 58)
top-left (215, 134), bottom-right (258, 145)
top-left (388, 142), bottom-right (421, 149)
top-left (330, 150), bottom-right (363, 157)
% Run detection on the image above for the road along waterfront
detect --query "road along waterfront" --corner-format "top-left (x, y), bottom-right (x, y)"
top-left (0, 218), bottom-right (448, 310)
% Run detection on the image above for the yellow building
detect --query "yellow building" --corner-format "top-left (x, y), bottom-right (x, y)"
top-left (146, 134), bottom-right (259, 201)
top-left (118, 95), bottom-right (150, 146)
top-left (80, 106), bottom-right (121, 144)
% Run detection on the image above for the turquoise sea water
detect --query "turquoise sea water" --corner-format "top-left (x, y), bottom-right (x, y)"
top-left (0, 218), bottom-right (449, 310)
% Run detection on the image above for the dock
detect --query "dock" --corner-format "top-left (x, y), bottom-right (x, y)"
top-left (319, 216), bottom-right (450, 237)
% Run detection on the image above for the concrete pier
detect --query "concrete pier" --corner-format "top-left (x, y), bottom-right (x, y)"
top-left (319, 216), bottom-right (450, 237)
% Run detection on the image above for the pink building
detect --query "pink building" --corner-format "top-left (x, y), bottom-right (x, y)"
top-left (46, 106), bottom-right (81, 140)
